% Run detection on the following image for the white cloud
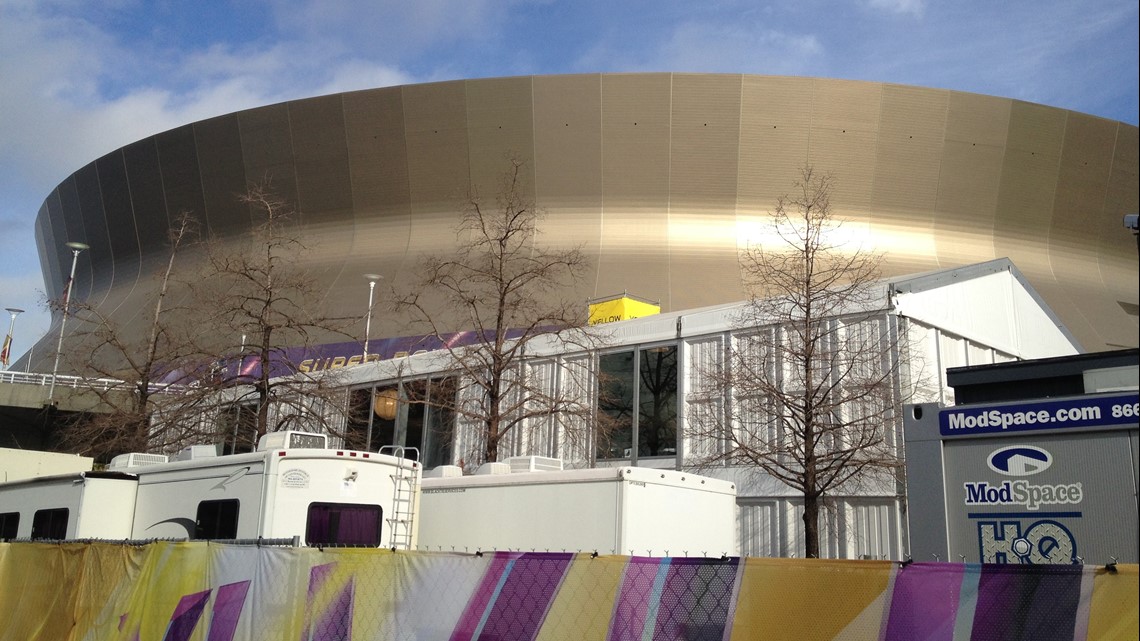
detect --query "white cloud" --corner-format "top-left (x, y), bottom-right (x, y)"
top-left (575, 19), bottom-right (823, 76)
top-left (863, 0), bottom-right (925, 17)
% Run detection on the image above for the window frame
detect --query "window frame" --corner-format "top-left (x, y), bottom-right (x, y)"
top-left (595, 340), bottom-right (681, 465)
top-left (194, 499), bottom-right (240, 540)
top-left (31, 507), bottom-right (69, 540)
top-left (305, 502), bottom-right (384, 548)
top-left (0, 511), bottom-right (20, 539)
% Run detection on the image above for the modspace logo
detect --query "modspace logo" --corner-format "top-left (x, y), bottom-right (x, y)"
top-left (969, 444), bottom-right (1082, 564)
top-left (987, 445), bottom-right (1052, 476)
top-left (965, 445), bottom-right (1081, 511)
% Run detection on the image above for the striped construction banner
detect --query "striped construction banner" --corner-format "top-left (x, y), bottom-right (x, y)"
top-left (0, 542), bottom-right (1134, 640)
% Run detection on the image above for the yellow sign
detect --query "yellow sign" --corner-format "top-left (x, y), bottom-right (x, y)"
top-left (588, 294), bottom-right (660, 325)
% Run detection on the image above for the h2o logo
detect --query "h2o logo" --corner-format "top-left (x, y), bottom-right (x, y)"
top-left (987, 445), bottom-right (1052, 476)
top-left (977, 519), bottom-right (1077, 564)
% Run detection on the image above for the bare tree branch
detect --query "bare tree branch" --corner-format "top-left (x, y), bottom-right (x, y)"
top-left (393, 157), bottom-right (605, 465)
top-left (687, 166), bottom-right (907, 558)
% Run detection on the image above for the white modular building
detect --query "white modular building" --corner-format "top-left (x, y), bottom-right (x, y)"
top-left (282, 258), bottom-right (1081, 560)
top-left (418, 459), bottom-right (738, 557)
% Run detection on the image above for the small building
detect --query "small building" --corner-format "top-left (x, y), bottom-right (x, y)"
top-left (904, 349), bottom-right (1139, 564)
top-left (280, 257), bottom-right (1080, 560)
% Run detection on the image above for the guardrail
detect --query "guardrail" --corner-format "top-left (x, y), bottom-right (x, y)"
top-left (0, 371), bottom-right (189, 395)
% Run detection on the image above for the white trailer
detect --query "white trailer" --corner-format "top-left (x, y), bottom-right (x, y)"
top-left (0, 432), bottom-right (421, 549)
top-left (0, 472), bottom-right (139, 540)
top-left (417, 459), bottom-right (737, 556)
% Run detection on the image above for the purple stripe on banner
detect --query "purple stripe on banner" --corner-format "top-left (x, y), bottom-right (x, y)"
top-left (476, 553), bottom-right (575, 641)
top-left (450, 552), bottom-right (524, 641)
top-left (883, 563), bottom-right (963, 641)
top-left (303, 563), bottom-right (338, 640)
top-left (971, 564), bottom-right (1083, 641)
top-left (310, 579), bottom-right (356, 641)
top-left (208, 581), bottom-right (250, 641)
top-left (608, 557), bottom-right (664, 641)
top-left (163, 590), bottom-right (211, 641)
top-left (652, 557), bottom-right (739, 641)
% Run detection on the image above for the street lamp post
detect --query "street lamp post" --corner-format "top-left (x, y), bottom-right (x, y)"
top-left (48, 241), bottom-right (90, 403)
top-left (362, 273), bottom-right (382, 361)
top-left (2, 307), bottom-right (23, 371)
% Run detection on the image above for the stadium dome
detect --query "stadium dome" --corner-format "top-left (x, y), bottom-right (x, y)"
top-left (27, 73), bottom-right (1139, 370)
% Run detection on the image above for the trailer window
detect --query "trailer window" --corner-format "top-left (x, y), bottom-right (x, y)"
top-left (0, 512), bottom-right (19, 539)
top-left (195, 500), bottom-right (239, 540)
top-left (306, 503), bottom-right (382, 547)
top-left (31, 508), bottom-right (68, 540)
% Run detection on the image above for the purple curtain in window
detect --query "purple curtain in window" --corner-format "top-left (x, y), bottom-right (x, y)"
top-left (335, 506), bottom-right (380, 546)
top-left (306, 504), bottom-right (381, 547)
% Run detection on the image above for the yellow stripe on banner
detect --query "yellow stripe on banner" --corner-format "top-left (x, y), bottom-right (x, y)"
top-left (0, 543), bottom-right (83, 641)
top-left (118, 542), bottom-right (213, 641)
top-left (1086, 564), bottom-right (1139, 641)
top-left (729, 558), bottom-right (893, 641)
top-left (535, 554), bottom-right (626, 641)
top-left (70, 543), bottom-right (140, 641)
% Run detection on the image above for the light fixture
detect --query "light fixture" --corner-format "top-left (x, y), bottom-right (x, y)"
top-left (362, 273), bottom-right (383, 361)
top-left (48, 241), bottom-right (90, 403)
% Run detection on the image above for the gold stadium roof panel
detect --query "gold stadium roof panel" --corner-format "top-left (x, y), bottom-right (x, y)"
top-left (31, 74), bottom-right (1139, 369)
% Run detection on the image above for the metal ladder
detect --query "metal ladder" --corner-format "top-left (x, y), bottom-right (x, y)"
top-left (379, 445), bottom-right (420, 549)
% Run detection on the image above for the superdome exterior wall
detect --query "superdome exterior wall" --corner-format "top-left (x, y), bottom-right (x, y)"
top-left (26, 73), bottom-right (1139, 371)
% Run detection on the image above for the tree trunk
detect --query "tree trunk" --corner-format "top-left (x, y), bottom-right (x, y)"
top-left (803, 494), bottom-right (820, 558)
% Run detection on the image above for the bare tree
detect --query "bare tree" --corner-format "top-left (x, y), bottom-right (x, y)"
top-left (394, 158), bottom-right (601, 465)
top-left (689, 166), bottom-right (904, 558)
top-left (55, 213), bottom-right (222, 459)
top-left (199, 182), bottom-right (353, 448)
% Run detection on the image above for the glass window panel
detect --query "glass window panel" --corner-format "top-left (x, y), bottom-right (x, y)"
top-left (195, 499), bottom-right (239, 540)
top-left (371, 386), bottom-right (399, 449)
top-left (598, 351), bottom-right (635, 459)
top-left (402, 380), bottom-right (427, 461)
top-left (424, 377), bottom-right (456, 468)
top-left (31, 508), bottom-right (69, 540)
top-left (1, 512), bottom-right (21, 539)
top-left (639, 346), bottom-right (677, 457)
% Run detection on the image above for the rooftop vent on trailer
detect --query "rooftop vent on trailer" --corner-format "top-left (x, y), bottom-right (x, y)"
top-left (256, 431), bottom-right (329, 452)
top-left (107, 452), bottom-right (169, 470)
top-left (507, 456), bottom-right (564, 473)
top-left (174, 444), bottom-right (219, 461)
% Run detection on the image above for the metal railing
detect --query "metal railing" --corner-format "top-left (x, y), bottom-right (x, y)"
top-left (0, 370), bottom-right (189, 395)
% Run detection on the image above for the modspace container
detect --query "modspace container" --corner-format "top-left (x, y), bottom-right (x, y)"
top-left (418, 461), bottom-right (737, 556)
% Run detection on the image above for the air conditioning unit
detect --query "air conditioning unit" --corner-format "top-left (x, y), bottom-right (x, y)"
top-left (107, 452), bottom-right (169, 470)
top-left (423, 465), bottom-right (464, 479)
top-left (475, 462), bottom-right (511, 475)
top-left (174, 444), bottom-right (219, 461)
top-left (256, 431), bottom-right (329, 452)
top-left (507, 456), bottom-right (564, 473)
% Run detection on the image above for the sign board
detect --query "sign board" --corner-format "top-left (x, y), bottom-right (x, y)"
top-left (587, 295), bottom-right (660, 326)
top-left (941, 431), bottom-right (1136, 564)
top-left (938, 394), bottom-right (1138, 437)
top-left (903, 392), bottom-right (1139, 565)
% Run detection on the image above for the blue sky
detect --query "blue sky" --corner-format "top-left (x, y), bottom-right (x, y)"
top-left (1, 0), bottom-right (1137, 361)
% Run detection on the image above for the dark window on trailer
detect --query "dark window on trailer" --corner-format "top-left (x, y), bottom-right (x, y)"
top-left (195, 499), bottom-right (240, 539)
top-left (306, 503), bottom-right (383, 547)
top-left (0, 512), bottom-right (19, 539)
top-left (31, 508), bottom-right (69, 540)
